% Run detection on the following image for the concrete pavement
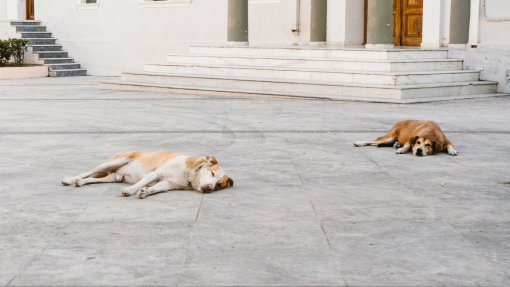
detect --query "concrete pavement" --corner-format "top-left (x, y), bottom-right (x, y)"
top-left (0, 76), bottom-right (509, 286)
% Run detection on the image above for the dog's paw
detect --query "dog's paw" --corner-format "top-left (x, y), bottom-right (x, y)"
top-left (75, 179), bottom-right (84, 187)
top-left (353, 141), bottom-right (365, 147)
top-left (121, 188), bottom-right (135, 197)
top-left (448, 149), bottom-right (459, 156)
top-left (396, 148), bottom-right (406, 154)
top-left (137, 189), bottom-right (148, 199)
top-left (393, 142), bottom-right (401, 149)
top-left (61, 178), bottom-right (76, 186)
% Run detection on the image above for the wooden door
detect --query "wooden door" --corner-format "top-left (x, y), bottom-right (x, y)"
top-left (26, 0), bottom-right (35, 20)
top-left (393, 0), bottom-right (423, 46)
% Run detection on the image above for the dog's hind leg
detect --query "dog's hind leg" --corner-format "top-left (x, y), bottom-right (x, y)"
top-left (120, 171), bottom-right (161, 197)
top-left (61, 157), bottom-right (131, 186)
top-left (75, 173), bottom-right (123, 187)
top-left (137, 180), bottom-right (173, 199)
top-left (354, 136), bottom-right (396, 147)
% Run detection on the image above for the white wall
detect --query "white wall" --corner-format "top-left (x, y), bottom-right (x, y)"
top-left (36, 0), bottom-right (228, 76)
top-left (478, 0), bottom-right (510, 49)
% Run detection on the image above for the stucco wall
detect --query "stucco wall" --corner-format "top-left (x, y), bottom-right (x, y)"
top-left (478, 0), bottom-right (510, 49)
top-left (35, 0), bottom-right (228, 76)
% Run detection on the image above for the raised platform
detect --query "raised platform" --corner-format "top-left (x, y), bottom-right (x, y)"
top-left (101, 45), bottom-right (507, 103)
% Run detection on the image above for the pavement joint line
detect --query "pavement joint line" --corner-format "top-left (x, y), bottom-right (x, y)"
top-left (1, 130), bottom-right (510, 135)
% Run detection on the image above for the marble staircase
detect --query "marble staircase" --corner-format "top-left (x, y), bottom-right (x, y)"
top-left (11, 21), bottom-right (86, 77)
top-left (101, 45), bottom-right (505, 103)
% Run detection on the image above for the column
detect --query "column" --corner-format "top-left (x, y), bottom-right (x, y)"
top-left (327, 0), bottom-right (364, 45)
top-left (227, 0), bottom-right (248, 45)
top-left (366, 0), bottom-right (393, 48)
top-left (421, 0), bottom-right (442, 47)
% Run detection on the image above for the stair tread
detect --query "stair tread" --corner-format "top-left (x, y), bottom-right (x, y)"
top-left (167, 53), bottom-right (463, 63)
top-left (191, 44), bottom-right (449, 52)
top-left (122, 71), bottom-right (496, 89)
top-left (145, 63), bottom-right (481, 76)
top-left (51, 69), bottom-right (86, 71)
top-left (46, 63), bottom-right (80, 65)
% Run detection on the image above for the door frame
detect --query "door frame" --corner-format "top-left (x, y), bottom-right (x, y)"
top-left (26, 0), bottom-right (35, 20)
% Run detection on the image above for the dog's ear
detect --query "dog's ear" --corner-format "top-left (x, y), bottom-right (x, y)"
top-left (206, 155), bottom-right (218, 166)
top-left (410, 136), bottom-right (419, 146)
top-left (432, 141), bottom-right (441, 154)
top-left (215, 176), bottom-right (234, 191)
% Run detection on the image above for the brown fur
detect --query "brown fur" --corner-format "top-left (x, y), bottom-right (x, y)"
top-left (355, 120), bottom-right (457, 156)
top-left (113, 150), bottom-right (181, 172)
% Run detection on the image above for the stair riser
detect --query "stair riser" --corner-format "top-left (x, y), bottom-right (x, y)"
top-left (21, 32), bottom-right (52, 38)
top-left (116, 74), bottom-right (499, 102)
top-left (190, 46), bottom-right (449, 60)
top-left (31, 46), bottom-right (63, 52)
top-left (121, 73), bottom-right (400, 100)
top-left (144, 65), bottom-right (480, 86)
top-left (402, 83), bottom-right (498, 99)
top-left (166, 55), bottom-right (463, 72)
top-left (16, 26), bottom-right (46, 32)
top-left (37, 52), bottom-right (68, 59)
top-left (26, 39), bottom-right (57, 45)
top-left (10, 21), bottom-right (41, 26)
top-left (43, 59), bottom-right (74, 64)
top-left (47, 64), bottom-right (81, 70)
top-left (49, 70), bottom-right (87, 77)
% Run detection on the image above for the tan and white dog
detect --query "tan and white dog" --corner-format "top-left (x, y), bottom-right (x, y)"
top-left (61, 150), bottom-right (234, 198)
top-left (354, 120), bottom-right (458, 156)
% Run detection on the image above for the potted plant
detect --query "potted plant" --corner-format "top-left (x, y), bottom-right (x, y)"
top-left (0, 38), bottom-right (49, 79)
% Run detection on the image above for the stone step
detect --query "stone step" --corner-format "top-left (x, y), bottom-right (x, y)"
top-left (49, 69), bottom-right (87, 77)
top-left (31, 45), bottom-right (63, 52)
top-left (144, 63), bottom-right (480, 86)
top-left (21, 32), bottom-right (52, 38)
top-left (10, 21), bottom-right (41, 26)
top-left (36, 51), bottom-right (69, 59)
top-left (46, 63), bottom-right (81, 71)
top-left (166, 53), bottom-right (464, 72)
top-left (42, 58), bottom-right (75, 64)
top-left (25, 38), bottom-right (57, 45)
top-left (101, 72), bottom-right (500, 103)
top-left (189, 45), bottom-right (449, 60)
top-left (16, 25), bottom-right (46, 32)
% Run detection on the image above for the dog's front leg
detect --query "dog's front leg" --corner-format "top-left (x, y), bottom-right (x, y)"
top-left (121, 171), bottom-right (161, 197)
top-left (447, 144), bottom-right (458, 156)
top-left (396, 143), bottom-right (411, 154)
top-left (137, 180), bottom-right (174, 199)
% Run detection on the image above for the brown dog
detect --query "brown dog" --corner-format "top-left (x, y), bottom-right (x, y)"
top-left (354, 120), bottom-right (458, 156)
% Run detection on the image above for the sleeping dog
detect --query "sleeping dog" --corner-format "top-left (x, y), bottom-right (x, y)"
top-left (61, 150), bottom-right (233, 198)
top-left (354, 120), bottom-right (458, 156)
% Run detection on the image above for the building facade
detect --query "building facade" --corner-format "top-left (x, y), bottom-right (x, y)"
top-left (1, 0), bottom-right (509, 92)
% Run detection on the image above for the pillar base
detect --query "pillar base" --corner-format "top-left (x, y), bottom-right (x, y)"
top-left (365, 44), bottom-right (394, 49)
top-left (309, 41), bottom-right (327, 46)
top-left (226, 41), bottom-right (249, 47)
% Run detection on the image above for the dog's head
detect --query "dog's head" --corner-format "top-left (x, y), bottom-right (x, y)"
top-left (410, 136), bottom-right (440, 157)
top-left (189, 156), bottom-right (234, 193)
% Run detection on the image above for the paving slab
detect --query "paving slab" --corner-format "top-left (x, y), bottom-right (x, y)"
top-left (0, 76), bottom-right (509, 286)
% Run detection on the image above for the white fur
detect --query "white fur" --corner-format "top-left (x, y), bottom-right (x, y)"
top-left (62, 154), bottom-right (229, 199)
